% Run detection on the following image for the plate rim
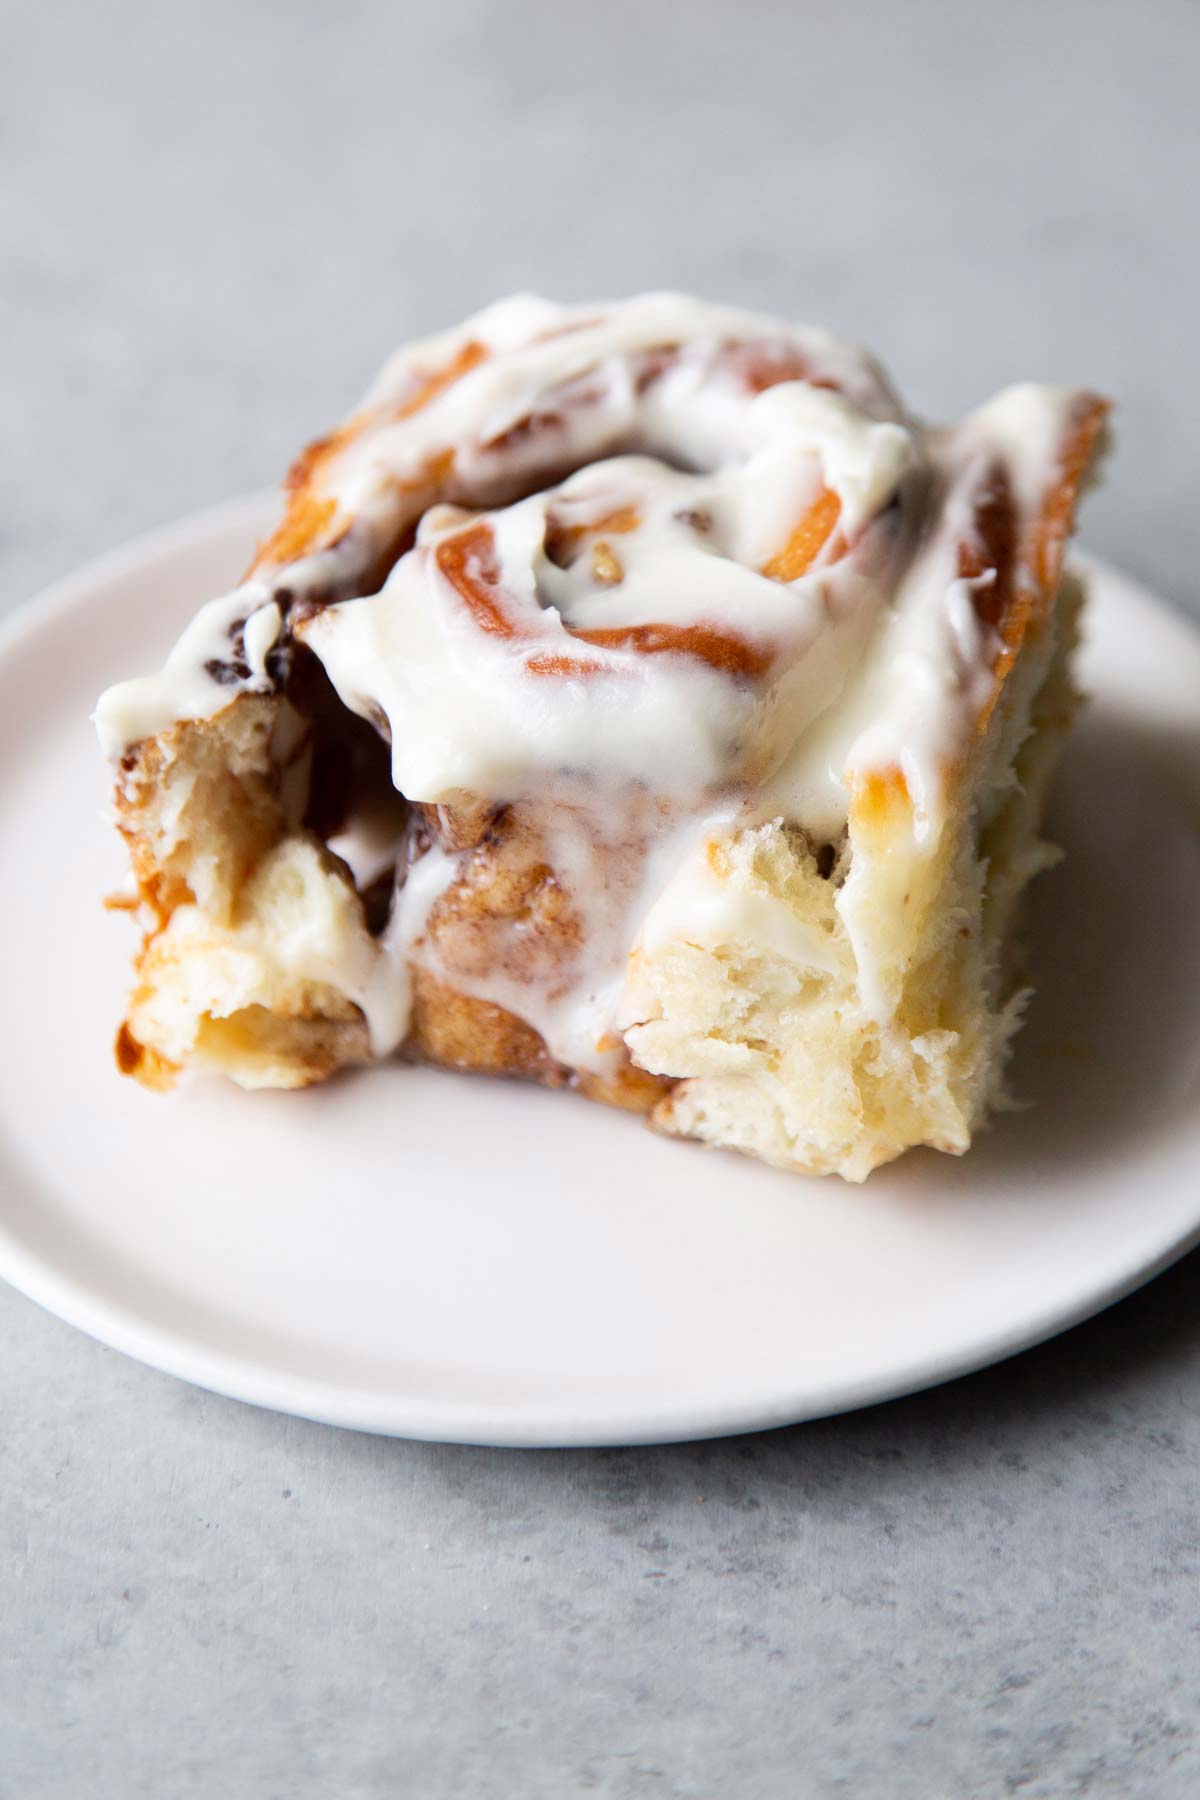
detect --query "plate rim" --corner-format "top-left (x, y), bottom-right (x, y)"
top-left (2, 494), bottom-right (1199, 1447)
top-left (4, 1176), bottom-right (1200, 1447)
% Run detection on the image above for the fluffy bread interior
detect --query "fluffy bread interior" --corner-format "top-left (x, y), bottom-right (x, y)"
top-left (111, 570), bottom-right (1082, 1183)
top-left (112, 699), bottom-right (378, 1089)
top-left (622, 575), bottom-right (1084, 1179)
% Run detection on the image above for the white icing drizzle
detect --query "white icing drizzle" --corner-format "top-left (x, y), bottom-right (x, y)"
top-left (241, 601), bottom-right (282, 683)
top-left (763, 388), bottom-right (1093, 844)
top-left (94, 537), bottom-right (361, 758)
top-left (399, 795), bottom-right (706, 1074)
top-left (635, 835), bottom-right (845, 976)
top-left (303, 439), bottom-right (911, 803)
top-left (96, 584), bottom-right (269, 758)
top-left (95, 294), bottom-right (1103, 1064)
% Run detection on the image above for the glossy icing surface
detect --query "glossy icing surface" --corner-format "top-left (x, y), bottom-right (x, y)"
top-left (95, 294), bottom-right (1105, 1068)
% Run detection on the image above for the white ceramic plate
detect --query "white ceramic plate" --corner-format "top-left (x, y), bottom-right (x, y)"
top-left (1, 498), bottom-right (1199, 1446)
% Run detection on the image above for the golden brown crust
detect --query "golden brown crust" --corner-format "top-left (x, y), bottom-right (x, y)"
top-left (246, 340), bottom-right (490, 580)
top-left (408, 969), bottom-right (569, 1085)
top-left (987, 394), bottom-right (1110, 692)
top-left (848, 393), bottom-right (1109, 838)
top-left (114, 1020), bottom-right (178, 1090)
top-left (407, 972), bottom-right (666, 1112)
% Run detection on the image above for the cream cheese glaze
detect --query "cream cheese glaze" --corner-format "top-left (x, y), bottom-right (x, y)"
top-left (95, 293), bottom-right (1103, 1070)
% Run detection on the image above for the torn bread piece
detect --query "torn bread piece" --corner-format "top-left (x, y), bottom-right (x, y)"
top-left (96, 293), bottom-right (1108, 1178)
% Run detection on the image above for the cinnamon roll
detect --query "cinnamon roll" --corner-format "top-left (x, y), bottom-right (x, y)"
top-left (96, 293), bottom-right (1109, 1180)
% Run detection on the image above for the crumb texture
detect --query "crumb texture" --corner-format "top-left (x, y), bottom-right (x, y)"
top-left (624, 581), bottom-right (1082, 1180)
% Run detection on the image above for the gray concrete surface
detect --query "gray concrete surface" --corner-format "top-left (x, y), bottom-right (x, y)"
top-left (3, 1), bottom-right (1200, 1793)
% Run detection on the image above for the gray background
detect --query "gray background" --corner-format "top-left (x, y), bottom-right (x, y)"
top-left (3, 1), bottom-right (1199, 1794)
